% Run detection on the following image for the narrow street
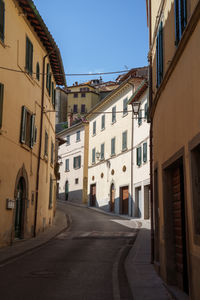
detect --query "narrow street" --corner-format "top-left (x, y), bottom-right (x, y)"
top-left (0, 202), bottom-right (138, 300)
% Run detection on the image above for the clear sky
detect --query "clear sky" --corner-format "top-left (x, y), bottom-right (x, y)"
top-left (33, 0), bottom-right (148, 86)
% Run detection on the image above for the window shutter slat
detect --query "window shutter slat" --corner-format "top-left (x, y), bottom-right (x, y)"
top-left (0, 83), bottom-right (4, 128)
top-left (20, 106), bottom-right (27, 143)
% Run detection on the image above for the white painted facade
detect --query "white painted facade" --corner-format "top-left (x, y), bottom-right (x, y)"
top-left (87, 78), bottom-right (143, 216)
top-left (131, 88), bottom-right (150, 219)
top-left (57, 123), bottom-right (85, 203)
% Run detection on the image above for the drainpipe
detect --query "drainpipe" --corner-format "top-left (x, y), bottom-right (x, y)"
top-left (33, 49), bottom-right (55, 237)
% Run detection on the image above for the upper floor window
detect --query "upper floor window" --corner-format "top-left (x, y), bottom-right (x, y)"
top-left (81, 93), bottom-right (86, 98)
top-left (0, 0), bottom-right (5, 42)
top-left (66, 135), bottom-right (70, 145)
top-left (74, 93), bottom-right (78, 98)
top-left (136, 146), bottom-right (142, 167)
top-left (46, 63), bottom-right (52, 96)
top-left (100, 143), bottom-right (105, 160)
top-left (156, 22), bottom-right (163, 88)
top-left (138, 110), bottom-right (142, 126)
top-left (80, 87), bottom-right (89, 92)
top-left (92, 148), bottom-right (96, 164)
top-left (20, 106), bottom-right (35, 149)
top-left (123, 98), bottom-right (128, 116)
top-left (111, 137), bottom-right (116, 156)
top-left (76, 130), bottom-right (80, 142)
top-left (25, 37), bottom-right (33, 76)
top-left (73, 155), bottom-right (81, 169)
top-left (51, 141), bottom-right (54, 165)
top-left (44, 130), bottom-right (48, 157)
top-left (52, 83), bottom-right (56, 108)
top-left (0, 82), bottom-right (4, 129)
top-left (175, 0), bottom-right (187, 46)
top-left (101, 115), bottom-right (105, 130)
top-left (65, 159), bottom-right (69, 172)
top-left (73, 104), bottom-right (78, 113)
top-left (122, 131), bottom-right (127, 151)
top-left (143, 142), bottom-right (147, 163)
top-left (81, 104), bottom-right (86, 113)
top-left (144, 103), bottom-right (148, 120)
top-left (36, 62), bottom-right (40, 81)
top-left (93, 121), bottom-right (96, 135)
top-left (112, 106), bottom-right (116, 123)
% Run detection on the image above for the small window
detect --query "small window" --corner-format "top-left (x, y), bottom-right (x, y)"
top-left (93, 121), bottom-right (96, 135)
top-left (75, 178), bottom-right (79, 184)
top-left (174, 0), bottom-right (187, 46)
top-left (112, 106), bottom-right (116, 123)
top-left (92, 148), bottom-right (96, 164)
top-left (73, 155), bottom-right (81, 169)
top-left (66, 135), bottom-right (70, 145)
top-left (100, 143), bottom-right (105, 160)
top-left (81, 104), bottom-right (86, 113)
top-left (0, 82), bottom-right (4, 129)
top-left (111, 137), bottom-right (116, 156)
top-left (0, 0), bottom-right (5, 42)
top-left (76, 130), bottom-right (80, 142)
top-left (25, 36), bottom-right (33, 75)
top-left (143, 142), bottom-right (147, 163)
top-left (20, 106), bottom-right (35, 148)
top-left (156, 22), bottom-right (163, 88)
top-left (123, 98), bottom-right (128, 116)
top-left (73, 104), bottom-right (78, 113)
top-left (136, 147), bottom-right (142, 166)
top-left (46, 63), bottom-right (51, 95)
top-left (101, 115), bottom-right (105, 130)
top-left (65, 159), bottom-right (69, 172)
top-left (81, 93), bottom-right (85, 98)
top-left (80, 87), bottom-right (89, 92)
top-left (122, 131), bottom-right (127, 151)
top-left (51, 82), bottom-right (54, 106)
top-left (36, 62), bottom-right (40, 81)
top-left (51, 141), bottom-right (54, 164)
top-left (49, 174), bottom-right (53, 209)
top-left (44, 130), bottom-right (48, 157)
top-left (74, 93), bottom-right (78, 98)
top-left (144, 103), bottom-right (148, 120)
top-left (138, 110), bottom-right (142, 126)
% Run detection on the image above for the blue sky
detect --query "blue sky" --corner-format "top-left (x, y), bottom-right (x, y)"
top-left (33, 0), bottom-right (148, 86)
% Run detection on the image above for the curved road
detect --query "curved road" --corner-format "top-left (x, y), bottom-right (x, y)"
top-left (0, 202), bottom-right (137, 300)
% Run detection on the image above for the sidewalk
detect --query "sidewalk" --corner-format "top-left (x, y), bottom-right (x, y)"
top-left (0, 205), bottom-right (69, 265)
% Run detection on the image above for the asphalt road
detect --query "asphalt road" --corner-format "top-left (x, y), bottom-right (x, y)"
top-left (0, 202), bottom-right (137, 300)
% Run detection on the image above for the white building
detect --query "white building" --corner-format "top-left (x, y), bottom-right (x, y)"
top-left (87, 77), bottom-right (144, 216)
top-left (57, 121), bottom-right (89, 204)
top-left (129, 80), bottom-right (150, 219)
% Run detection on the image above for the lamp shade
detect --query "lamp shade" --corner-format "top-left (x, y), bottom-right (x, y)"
top-left (132, 102), bottom-right (141, 115)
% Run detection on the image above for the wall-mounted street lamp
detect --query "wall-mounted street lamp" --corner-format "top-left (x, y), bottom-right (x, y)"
top-left (132, 102), bottom-right (141, 115)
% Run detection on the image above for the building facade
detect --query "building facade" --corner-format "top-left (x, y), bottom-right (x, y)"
top-left (147, 0), bottom-right (200, 298)
top-left (57, 121), bottom-right (89, 204)
top-left (0, 0), bottom-right (65, 247)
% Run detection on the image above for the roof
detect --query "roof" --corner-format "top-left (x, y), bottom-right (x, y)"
top-left (16, 0), bottom-right (66, 86)
top-left (128, 80), bottom-right (148, 105)
top-left (116, 67), bottom-right (148, 83)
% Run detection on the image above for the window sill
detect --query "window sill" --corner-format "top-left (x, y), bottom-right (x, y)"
top-left (101, 128), bottom-right (105, 131)
top-left (111, 121), bottom-right (116, 125)
top-left (110, 154), bottom-right (116, 157)
top-left (76, 139), bottom-right (81, 143)
top-left (65, 170), bottom-right (70, 172)
top-left (74, 167), bottom-right (81, 170)
top-left (0, 38), bottom-right (7, 48)
top-left (20, 143), bottom-right (31, 152)
top-left (122, 112), bottom-right (128, 118)
top-left (92, 134), bottom-right (96, 137)
top-left (122, 148), bottom-right (128, 152)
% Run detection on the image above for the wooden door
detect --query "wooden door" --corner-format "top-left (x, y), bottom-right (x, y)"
top-left (110, 184), bottom-right (115, 212)
top-left (172, 165), bottom-right (188, 293)
top-left (15, 178), bottom-right (24, 238)
top-left (121, 186), bottom-right (129, 215)
top-left (90, 184), bottom-right (96, 207)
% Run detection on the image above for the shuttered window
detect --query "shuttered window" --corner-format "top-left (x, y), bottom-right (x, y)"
top-left (144, 103), bottom-right (148, 120)
top-left (137, 147), bottom-right (142, 166)
top-left (44, 130), bottom-right (48, 156)
top-left (111, 137), bottom-right (116, 156)
top-left (51, 141), bottom-right (54, 164)
top-left (174, 0), bottom-right (187, 46)
top-left (122, 131), bottom-right (127, 151)
top-left (36, 62), bottom-right (40, 81)
top-left (49, 174), bottom-right (53, 209)
top-left (138, 109), bottom-right (142, 126)
top-left (156, 22), bottom-right (163, 88)
top-left (20, 106), bottom-right (35, 148)
top-left (76, 130), bottom-right (80, 141)
top-left (25, 37), bottom-right (33, 75)
top-left (143, 142), bottom-right (147, 163)
top-left (51, 82), bottom-right (54, 105)
top-left (100, 143), bottom-right (105, 160)
top-left (73, 155), bottom-right (81, 169)
top-left (112, 106), bottom-right (116, 123)
top-left (92, 148), bottom-right (96, 164)
top-left (93, 121), bottom-right (96, 135)
top-left (46, 63), bottom-right (50, 92)
top-left (123, 98), bottom-right (128, 116)
top-left (101, 115), bottom-right (105, 130)
top-left (0, 83), bottom-right (4, 129)
top-left (0, 0), bottom-right (5, 42)
top-left (65, 159), bottom-right (69, 171)
top-left (66, 135), bottom-right (70, 145)
top-left (30, 115), bottom-right (35, 148)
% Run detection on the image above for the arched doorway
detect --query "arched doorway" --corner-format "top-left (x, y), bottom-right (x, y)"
top-left (110, 183), bottom-right (115, 212)
top-left (65, 181), bottom-right (69, 201)
top-left (15, 177), bottom-right (26, 238)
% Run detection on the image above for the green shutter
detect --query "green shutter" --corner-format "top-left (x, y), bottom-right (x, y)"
top-left (159, 22), bottom-right (163, 81)
top-left (101, 115), bottom-right (105, 130)
top-left (137, 147), bottom-right (142, 166)
top-left (73, 157), bottom-right (76, 168)
top-left (101, 143), bottom-right (104, 159)
top-left (112, 106), bottom-right (116, 123)
top-left (0, 0), bottom-right (5, 42)
top-left (30, 114), bottom-right (35, 148)
top-left (111, 138), bottom-right (115, 155)
top-left (51, 142), bottom-right (54, 164)
top-left (122, 131), bottom-right (127, 150)
top-left (0, 83), bottom-right (4, 129)
top-left (174, 0), bottom-right (179, 46)
top-left (30, 42), bottom-right (33, 75)
top-left (53, 89), bottom-right (56, 108)
top-left (34, 127), bottom-right (37, 144)
top-left (143, 142), bottom-right (147, 163)
top-left (46, 64), bottom-right (50, 90)
top-left (20, 106), bottom-right (27, 143)
top-left (49, 74), bottom-right (52, 96)
top-left (25, 37), bottom-right (29, 72)
top-left (144, 103), bottom-right (148, 119)
top-left (78, 155), bottom-right (81, 168)
top-left (92, 148), bottom-right (95, 163)
top-left (36, 62), bottom-right (40, 81)
top-left (138, 110), bottom-right (142, 125)
top-left (44, 131), bottom-right (48, 156)
top-left (51, 82), bottom-right (54, 104)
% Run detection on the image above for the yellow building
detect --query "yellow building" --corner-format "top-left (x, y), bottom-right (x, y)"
top-left (147, 0), bottom-right (200, 298)
top-left (0, 0), bottom-right (66, 247)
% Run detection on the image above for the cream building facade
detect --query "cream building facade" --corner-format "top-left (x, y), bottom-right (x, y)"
top-left (0, 0), bottom-right (65, 247)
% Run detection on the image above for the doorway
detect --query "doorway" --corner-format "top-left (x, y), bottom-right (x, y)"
top-left (110, 183), bottom-right (115, 212)
top-left (120, 186), bottom-right (129, 215)
top-left (135, 187), bottom-right (142, 218)
top-left (90, 184), bottom-right (96, 207)
top-left (15, 177), bottom-right (25, 238)
top-left (65, 181), bottom-right (69, 201)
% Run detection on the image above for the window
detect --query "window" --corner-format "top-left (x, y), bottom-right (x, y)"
top-left (0, 0), bottom-right (5, 42)
top-left (36, 62), bottom-right (40, 81)
top-left (80, 87), bottom-right (89, 92)
top-left (111, 137), bottom-right (116, 156)
top-left (144, 103), bottom-right (148, 120)
top-left (20, 106), bottom-right (35, 148)
top-left (76, 130), bottom-right (80, 142)
top-left (143, 142), bottom-right (147, 163)
top-left (136, 147), bottom-right (142, 166)
top-left (73, 104), bottom-right (78, 113)
top-left (74, 93), bottom-right (78, 98)
top-left (25, 37), bottom-right (33, 75)
top-left (0, 82), bottom-right (4, 129)
top-left (46, 63), bottom-right (51, 94)
top-left (100, 143), bottom-right (105, 160)
top-left (81, 93), bottom-right (85, 98)
top-left (92, 148), bottom-right (96, 164)
top-left (122, 131), bottom-right (127, 151)
top-left (75, 178), bottom-right (79, 184)
top-left (123, 98), bottom-right (128, 116)
top-left (156, 22), bottom-right (163, 88)
top-left (93, 121), bottom-right (96, 135)
top-left (51, 141), bottom-right (54, 164)
top-left (81, 104), bottom-right (86, 113)
top-left (174, 0), bottom-right (187, 46)
top-left (51, 82), bottom-right (55, 107)
top-left (44, 130), bottom-right (48, 157)
top-left (101, 115), bottom-right (105, 130)
top-left (66, 135), bottom-right (70, 145)
top-left (65, 159), bottom-right (69, 172)
top-left (73, 155), bottom-right (81, 169)
top-left (138, 110), bottom-right (142, 126)
top-left (112, 106), bottom-right (116, 123)
top-left (49, 174), bottom-right (53, 209)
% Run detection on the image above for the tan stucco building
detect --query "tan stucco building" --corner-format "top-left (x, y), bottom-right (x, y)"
top-left (0, 0), bottom-right (65, 247)
top-left (147, 0), bottom-right (200, 298)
